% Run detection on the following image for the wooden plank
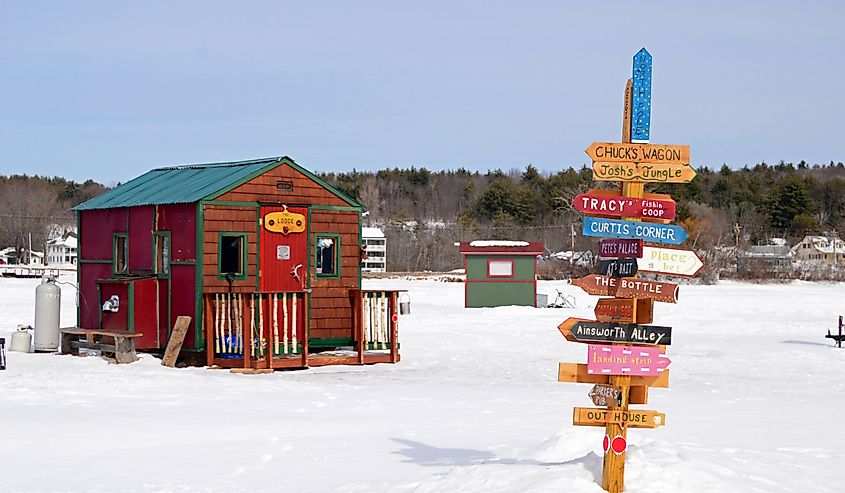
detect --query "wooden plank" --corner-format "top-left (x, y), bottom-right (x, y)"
top-left (230, 368), bottom-right (274, 375)
top-left (205, 295), bottom-right (214, 366)
top-left (593, 161), bottom-right (696, 183)
top-left (585, 142), bottom-right (690, 165)
top-left (161, 316), bottom-right (192, 368)
top-left (569, 275), bottom-right (679, 304)
top-left (594, 298), bottom-right (653, 324)
top-left (572, 407), bottom-right (665, 428)
top-left (557, 362), bottom-right (669, 388)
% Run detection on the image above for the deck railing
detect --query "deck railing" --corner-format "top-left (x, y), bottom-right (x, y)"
top-left (205, 292), bottom-right (307, 366)
top-left (351, 290), bottom-right (402, 364)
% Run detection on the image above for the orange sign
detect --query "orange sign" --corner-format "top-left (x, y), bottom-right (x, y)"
top-left (263, 206), bottom-right (306, 235)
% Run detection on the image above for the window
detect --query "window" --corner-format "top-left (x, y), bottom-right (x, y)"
top-left (154, 232), bottom-right (170, 276)
top-left (113, 234), bottom-right (128, 275)
top-left (315, 234), bottom-right (340, 278)
top-left (488, 259), bottom-right (514, 277)
top-left (218, 233), bottom-right (247, 280)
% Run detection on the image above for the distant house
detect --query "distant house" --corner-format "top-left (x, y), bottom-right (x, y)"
top-left (361, 227), bottom-right (386, 272)
top-left (737, 244), bottom-right (793, 274)
top-left (46, 232), bottom-right (78, 266)
top-left (791, 235), bottom-right (845, 264)
top-left (0, 247), bottom-right (43, 265)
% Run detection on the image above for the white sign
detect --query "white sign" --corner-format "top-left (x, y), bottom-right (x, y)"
top-left (276, 245), bottom-right (291, 260)
top-left (637, 245), bottom-right (703, 278)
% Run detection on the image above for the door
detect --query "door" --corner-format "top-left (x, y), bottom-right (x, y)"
top-left (260, 206), bottom-right (308, 292)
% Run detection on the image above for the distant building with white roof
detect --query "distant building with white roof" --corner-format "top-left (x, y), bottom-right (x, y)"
top-left (362, 227), bottom-right (386, 272)
top-left (792, 234), bottom-right (845, 264)
top-left (46, 232), bottom-right (78, 266)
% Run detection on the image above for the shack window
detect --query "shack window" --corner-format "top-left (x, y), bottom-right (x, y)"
top-left (113, 234), bottom-right (128, 275)
top-left (315, 234), bottom-right (340, 278)
top-left (154, 232), bottom-right (170, 275)
top-left (218, 233), bottom-right (247, 280)
top-left (488, 259), bottom-right (513, 277)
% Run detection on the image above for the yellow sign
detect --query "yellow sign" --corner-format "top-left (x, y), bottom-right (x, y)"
top-left (572, 407), bottom-right (666, 429)
top-left (264, 207), bottom-right (306, 235)
top-left (585, 142), bottom-right (690, 165)
top-left (592, 161), bottom-right (697, 183)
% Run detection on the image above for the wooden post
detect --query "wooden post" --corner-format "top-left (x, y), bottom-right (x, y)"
top-left (301, 291), bottom-right (309, 368)
top-left (354, 291), bottom-right (365, 364)
top-left (264, 295), bottom-right (273, 368)
top-left (242, 295), bottom-right (251, 370)
top-left (602, 79), bottom-right (637, 493)
top-left (390, 291), bottom-right (399, 363)
top-left (204, 294), bottom-right (214, 366)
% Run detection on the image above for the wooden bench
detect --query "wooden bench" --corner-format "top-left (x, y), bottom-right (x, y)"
top-left (60, 328), bottom-right (143, 364)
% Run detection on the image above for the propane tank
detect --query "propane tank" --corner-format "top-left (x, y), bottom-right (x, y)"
top-left (10, 325), bottom-right (32, 353)
top-left (34, 276), bottom-right (61, 352)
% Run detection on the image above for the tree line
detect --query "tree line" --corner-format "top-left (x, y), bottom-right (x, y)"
top-left (0, 175), bottom-right (106, 259)
top-left (3, 160), bottom-right (844, 274)
top-left (320, 161), bottom-right (845, 272)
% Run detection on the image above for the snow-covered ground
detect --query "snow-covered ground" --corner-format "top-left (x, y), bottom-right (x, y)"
top-left (0, 274), bottom-right (842, 492)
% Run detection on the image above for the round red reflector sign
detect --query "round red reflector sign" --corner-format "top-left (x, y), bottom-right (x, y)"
top-left (392, 314), bottom-right (398, 322)
top-left (611, 435), bottom-right (627, 455)
top-left (602, 435), bottom-right (609, 453)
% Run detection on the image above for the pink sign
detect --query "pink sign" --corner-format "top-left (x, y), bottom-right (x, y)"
top-left (586, 344), bottom-right (670, 376)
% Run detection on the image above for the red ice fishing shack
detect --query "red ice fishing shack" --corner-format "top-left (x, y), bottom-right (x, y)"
top-left (72, 156), bottom-right (402, 369)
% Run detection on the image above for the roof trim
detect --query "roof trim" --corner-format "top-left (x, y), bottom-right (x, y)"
top-left (204, 156), bottom-right (364, 209)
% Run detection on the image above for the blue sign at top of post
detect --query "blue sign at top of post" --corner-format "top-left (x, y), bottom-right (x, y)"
top-left (582, 216), bottom-right (687, 245)
top-left (631, 48), bottom-right (652, 142)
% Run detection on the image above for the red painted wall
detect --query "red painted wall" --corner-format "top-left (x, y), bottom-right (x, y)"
top-left (81, 208), bottom-right (128, 259)
top-left (158, 204), bottom-right (196, 261)
top-left (133, 278), bottom-right (159, 349)
top-left (129, 206), bottom-right (154, 272)
top-left (170, 265), bottom-right (196, 348)
top-left (79, 263), bottom-right (111, 328)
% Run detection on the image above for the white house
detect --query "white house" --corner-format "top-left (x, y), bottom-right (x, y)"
top-left (791, 234), bottom-right (845, 264)
top-left (46, 233), bottom-right (78, 266)
top-left (362, 227), bottom-right (386, 272)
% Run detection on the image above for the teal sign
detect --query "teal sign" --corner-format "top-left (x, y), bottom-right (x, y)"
top-left (582, 216), bottom-right (687, 245)
top-left (631, 48), bottom-right (652, 142)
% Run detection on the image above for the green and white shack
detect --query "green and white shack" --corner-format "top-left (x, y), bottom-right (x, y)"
top-left (459, 240), bottom-right (543, 308)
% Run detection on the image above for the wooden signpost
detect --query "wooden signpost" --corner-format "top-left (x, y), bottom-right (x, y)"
top-left (637, 245), bottom-right (705, 278)
top-left (555, 48), bottom-right (701, 493)
top-left (583, 216), bottom-right (688, 245)
top-left (570, 274), bottom-right (679, 303)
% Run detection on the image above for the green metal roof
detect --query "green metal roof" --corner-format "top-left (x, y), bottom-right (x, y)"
top-left (73, 156), bottom-right (362, 211)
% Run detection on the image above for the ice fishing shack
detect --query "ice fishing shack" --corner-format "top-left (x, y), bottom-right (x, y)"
top-left (72, 156), bottom-right (401, 369)
top-left (459, 241), bottom-right (543, 308)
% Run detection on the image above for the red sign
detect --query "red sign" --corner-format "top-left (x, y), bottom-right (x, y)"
top-left (573, 189), bottom-right (676, 221)
top-left (600, 239), bottom-right (643, 258)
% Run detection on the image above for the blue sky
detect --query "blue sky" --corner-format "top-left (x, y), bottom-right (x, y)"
top-left (1, 1), bottom-right (843, 184)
